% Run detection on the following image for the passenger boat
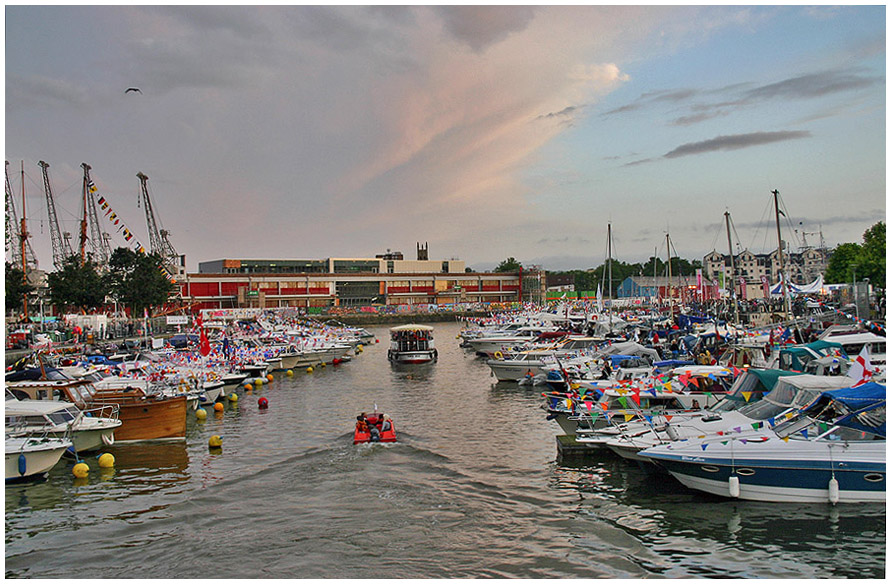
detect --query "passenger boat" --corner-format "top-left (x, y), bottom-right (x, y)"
top-left (640, 383), bottom-right (886, 503)
top-left (5, 433), bottom-right (72, 482)
top-left (7, 379), bottom-right (187, 443)
top-left (388, 324), bottom-right (437, 364)
top-left (353, 411), bottom-right (397, 444)
top-left (5, 393), bottom-right (121, 452)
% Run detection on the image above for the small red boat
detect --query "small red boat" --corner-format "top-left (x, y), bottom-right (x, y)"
top-left (353, 412), bottom-right (397, 444)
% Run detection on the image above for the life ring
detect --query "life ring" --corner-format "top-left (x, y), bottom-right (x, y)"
top-left (102, 432), bottom-right (115, 446)
top-left (494, 351), bottom-right (504, 360)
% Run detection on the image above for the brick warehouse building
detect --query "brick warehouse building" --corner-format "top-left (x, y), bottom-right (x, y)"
top-left (178, 255), bottom-right (522, 311)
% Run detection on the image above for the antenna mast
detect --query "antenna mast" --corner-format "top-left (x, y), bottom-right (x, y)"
top-left (38, 160), bottom-right (74, 269)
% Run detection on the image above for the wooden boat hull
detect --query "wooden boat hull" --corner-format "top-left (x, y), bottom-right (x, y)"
top-left (98, 395), bottom-right (187, 442)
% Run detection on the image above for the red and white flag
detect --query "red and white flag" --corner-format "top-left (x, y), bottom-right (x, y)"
top-left (847, 345), bottom-right (874, 387)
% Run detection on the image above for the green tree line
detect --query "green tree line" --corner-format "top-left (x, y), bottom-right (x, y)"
top-left (6, 248), bottom-right (177, 318)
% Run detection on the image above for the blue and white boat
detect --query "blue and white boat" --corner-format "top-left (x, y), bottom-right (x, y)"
top-left (640, 383), bottom-right (885, 504)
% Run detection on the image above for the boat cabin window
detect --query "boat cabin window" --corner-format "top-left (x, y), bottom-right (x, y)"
top-left (7, 389), bottom-right (31, 401)
top-left (48, 409), bottom-right (77, 424)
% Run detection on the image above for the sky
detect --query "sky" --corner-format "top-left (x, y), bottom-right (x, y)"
top-left (5, 5), bottom-right (886, 273)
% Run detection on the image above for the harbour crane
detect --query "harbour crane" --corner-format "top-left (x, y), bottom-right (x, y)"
top-left (5, 161), bottom-right (37, 270)
top-left (137, 171), bottom-right (180, 277)
top-left (81, 163), bottom-right (111, 267)
top-left (38, 160), bottom-right (75, 270)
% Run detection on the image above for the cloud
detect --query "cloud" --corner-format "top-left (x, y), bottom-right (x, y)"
top-left (435, 6), bottom-right (537, 52)
top-left (742, 69), bottom-right (880, 101)
top-left (664, 130), bottom-right (811, 158)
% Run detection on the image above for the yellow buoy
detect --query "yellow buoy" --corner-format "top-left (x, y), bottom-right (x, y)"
top-left (357, 345), bottom-right (363, 353)
top-left (320, 361), bottom-right (326, 367)
top-left (306, 366), bottom-right (314, 373)
top-left (255, 378), bottom-right (263, 386)
top-left (98, 453), bottom-right (115, 468)
top-left (72, 462), bottom-right (89, 478)
top-left (228, 392), bottom-right (238, 402)
top-left (286, 369), bottom-right (294, 377)
top-left (208, 435), bottom-right (222, 448)
top-left (244, 383), bottom-right (253, 391)
top-left (195, 408), bottom-right (207, 420)
top-left (213, 402), bottom-right (224, 412)
top-left (266, 373), bottom-right (274, 382)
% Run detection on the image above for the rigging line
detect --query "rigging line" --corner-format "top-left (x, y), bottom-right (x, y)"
top-left (754, 193), bottom-right (775, 255)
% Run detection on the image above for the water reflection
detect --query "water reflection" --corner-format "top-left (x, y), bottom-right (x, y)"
top-left (554, 457), bottom-right (886, 578)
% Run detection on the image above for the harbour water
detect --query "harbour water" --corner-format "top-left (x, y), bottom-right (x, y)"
top-left (5, 322), bottom-right (885, 578)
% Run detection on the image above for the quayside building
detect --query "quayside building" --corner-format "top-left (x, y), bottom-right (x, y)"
top-left (178, 244), bottom-right (522, 311)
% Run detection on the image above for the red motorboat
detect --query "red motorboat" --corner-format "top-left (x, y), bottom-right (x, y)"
top-left (353, 411), bottom-right (397, 444)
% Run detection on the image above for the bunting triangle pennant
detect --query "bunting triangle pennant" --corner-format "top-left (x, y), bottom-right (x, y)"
top-left (733, 427), bottom-right (742, 433)
top-left (742, 391), bottom-right (753, 402)
top-left (624, 413), bottom-right (635, 423)
top-left (584, 401), bottom-right (593, 412)
top-left (800, 429), bottom-right (809, 439)
top-left (782, 436), bottom-right (790, 443)
top-left (618, 396), bottom-right (628, 409)
top-left (630, 390), bottom-right (641, 406)
top-left (751, 422), bottom-right (762, 430)
top-left (701, 443), bottom-right (709, 451)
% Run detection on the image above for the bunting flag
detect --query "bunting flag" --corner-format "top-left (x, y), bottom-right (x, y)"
top-left (584, 401), bottom-right (593, 412)
top-left (88, 180), bottom-right (97, 193)
top-left (800, 429), bottom-right (809, 439)
top-left (782, 436), bottom-right (790, 443)
top-left (742, 391), bottom-right (753, 402)
top-left (618, 396), bottom-right (627, 409)
top-left (600, 402), bottom-right (609, 411)
top-left (751, 422), bottom-right (763, 430)
top-left (623, 413), bottom-right (635, 423)
top-left (630, 390), bottom-right (641, 406)
top-left (701, 443), bottom-right (709, 451)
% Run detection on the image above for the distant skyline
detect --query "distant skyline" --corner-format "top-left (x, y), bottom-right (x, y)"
top-left (5, 6), bottom-right (886, 273)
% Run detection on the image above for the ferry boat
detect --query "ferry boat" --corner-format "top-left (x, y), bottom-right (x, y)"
top-left (387, 324), bottom-right (437, 365)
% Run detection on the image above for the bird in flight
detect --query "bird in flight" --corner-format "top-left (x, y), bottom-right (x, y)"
top-left (125, 87), bottom-right (142, 94)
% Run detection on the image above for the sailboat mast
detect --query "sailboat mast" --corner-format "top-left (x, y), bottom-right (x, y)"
top-left (772, 189), bottom-right (792, 321)
top-left (724, 211), bottom-right (739, 326)
top-left (607, 223), bottom-right (613, 332)
top-left (665, 233), bottom-right (673, 312)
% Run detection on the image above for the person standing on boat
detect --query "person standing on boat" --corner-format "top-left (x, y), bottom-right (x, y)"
top-left (599, 359), bottom-right (612, 380)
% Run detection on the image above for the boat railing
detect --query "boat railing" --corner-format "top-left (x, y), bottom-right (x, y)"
top-left (81, 403), bottom-right (120, 422)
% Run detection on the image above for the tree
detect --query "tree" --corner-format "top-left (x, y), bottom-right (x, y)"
top-left (5, 262), bottom-right (34, 315)
top-left (494, 257), bottom-right (522, 273)
top-left (824, 222), bottom-right (885, 289)
top-left (47, 255), bottom-right (107, 312)
top-left (106, 247), bottom-right (177, 315)
top-left (859, 221), bottom-right (885, 288)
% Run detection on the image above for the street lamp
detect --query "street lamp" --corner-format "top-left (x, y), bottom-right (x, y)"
top-left (851, 264), bottom-right (859, 319)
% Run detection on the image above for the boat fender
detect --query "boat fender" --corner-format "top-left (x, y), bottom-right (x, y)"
top-left (18, 453), bottom-right (27, 476)
top-left (828, 477), bottom-right (840, 505)
top-left (665, 424), bottom-right (679, 441)
top-left (728, 475), bottom-right (740, 498)
top-left (101, 432), bottom-right (115, 446)
top-left (494, 351), bottom-right (504, 360)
